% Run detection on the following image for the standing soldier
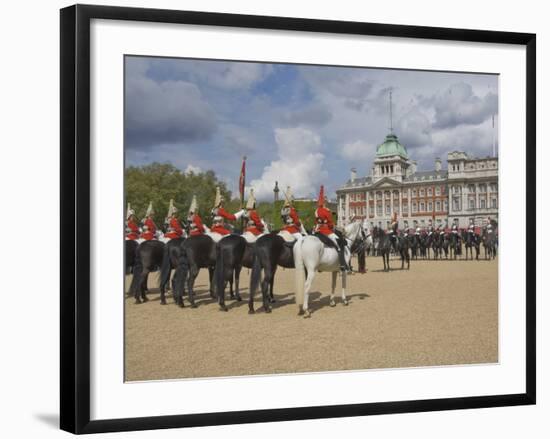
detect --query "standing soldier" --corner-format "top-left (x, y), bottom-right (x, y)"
top-left (125, 203), bottom-right (140, 240)
top-left (164, 199), bottom-right (184, 240)
top-left (141, 201), bottom-right (157, 241)
top-left (210, 186), bottom-right (245, 236)
top-left (314, 185), bottom-right (349, 272)
top-left (243, 189), bottom-right (265, 238)
top-left (188, 195), bottom-right (207, 237)
top-left (280, 186), bottom-right (306, 240)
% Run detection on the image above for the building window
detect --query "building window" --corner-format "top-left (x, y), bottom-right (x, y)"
top-left (403, 203), bottom-right (408, 214)
top-left (469, 198), bottom-right (475, 210)
top-left (468, 184), bottom-right (475, 193)
top-left (385, 203), bottom-right (391, 215)
top-left (490, 183), bottom-right (498, 192)
top-left (435, 186), bottom-right (441, 196)
top-left (427, 187), bottom-right (433, 196)
top-left (436, 201), bottom-right (441, 211)
top-left (385, 191), bottom-right (391, 199)
top-left (427, 201), bottom-right (433, 212)
top-left (453, 186), bottom-right (460, 194)
top-left (491, 198), bottom-right (497, 209)
top-left (453, 197), bottom-right (460, 211)
top-left (376, 203), bottom-right (382, 216)
top-left (420, 189), bottom-right (425, 197)
top-left (412, 189), bottom-right (417, 197)
top-left (480, 199), bottom-right (486, 209)
top-left (479, 184), bottom-right (487, 193)
top-left (420, 202), bottom-right (425, 212)
top-left (444, 200), bottom-right (449, 211)
top-left (376, 191), bottom-right (382, 200)
top-left (369, 205), bottom-right (374, 216)
top-left (412, 202), bottom-right (417, 213)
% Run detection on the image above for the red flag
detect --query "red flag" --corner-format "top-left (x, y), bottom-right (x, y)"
top-left (239, 156), bottom-right (246, 203)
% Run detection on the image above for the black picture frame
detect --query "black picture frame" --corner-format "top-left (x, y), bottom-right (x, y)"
top-left (60, 4), bottom-right (536, 434)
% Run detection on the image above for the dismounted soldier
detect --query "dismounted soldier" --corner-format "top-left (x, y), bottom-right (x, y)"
top-left (243, 189), bottom-right (265, 236)
top-left (210, 186), bottom-right (245, 236)
top-left (141, 201), bottom-right (157, 241)
top-left (314, 185), bottom-right (349, 272)
top-left (164, 199), bottom-right (184, 240)
top-left (125, 203), bottom-right (140, 240)
top-left (188, 195), bottom-right (207, 236)
top-left (280, 186), bottom-right (306, 239)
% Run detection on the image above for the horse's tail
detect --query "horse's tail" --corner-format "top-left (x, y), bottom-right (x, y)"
top-left (294, 239), bottom-right (305, 307)
top-left (159, 243), bottom-right (172, 292)
top-left (249, 246), bottom-right (262, 309)
top-left (128, 245), bottom-right (142, 296)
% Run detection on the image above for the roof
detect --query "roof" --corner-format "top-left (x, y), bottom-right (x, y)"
top-left (376, 133), bottom-right (408, 159)
top-left (403, 170), bottom-right (448, 182)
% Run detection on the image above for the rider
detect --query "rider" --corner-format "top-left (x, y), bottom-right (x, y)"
top-left (388, 212), bottom-right (399, 248)
top-left (468, 218), bottom-right (476, 236)
top-left (486, 217), bottom-right (494, 234)
top-left (451, 220), bottom-right (459, 235)
top-left (141, 201), bottom-right (157, 241)
top-left (125, 203), bottom-right (140, 240)
top-left (243, 189), bottom-right (265, 236)
top-left (280, 186), bottom-right (306, 240)
top-left (188, 195), bottom-right (207, 237)
top-left (164, 199), bottom-right (184, 240)
top-left (427, 219), bottom-right (434, 236)
top-left (314, 185), bottom-right (349, 273)
top-left (210, 186), bottom-right (245, 236)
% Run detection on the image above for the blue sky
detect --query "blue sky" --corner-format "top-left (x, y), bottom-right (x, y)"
top-left (125, 56), bottom-right (498, 200)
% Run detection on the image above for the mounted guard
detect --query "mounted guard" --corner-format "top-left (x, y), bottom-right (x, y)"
top-left (141, 201), bottom-right (157, 241)
top-left (164, 199), bottom-right (185, 241)
top-left (125, 203), bottom-right (140, 241)
top-left (242, 189), bottom-right (266, 243)
top-left (188, 195), bottom-right (207, 236)
top-left (209, 186), bottom-right (245, 242)
top-left (279, 186), bottom-right (306, 242)
top-left (314, 185), bottom-right (349, 272)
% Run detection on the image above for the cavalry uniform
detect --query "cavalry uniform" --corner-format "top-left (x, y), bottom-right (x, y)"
top-left (468, 220), bottom-right (476, 236)
top-left (125, 203), bottom-right (140, 240)
top-left (314, 185), bottom-right (349, 272)
top-left (280, 186), bottom-right (306, 240)
top-left (164, 199), bottom-right (184, 240)
top-left (486, 217), bottom-right (495, 234)
top-left (141, 202), bottom-right (157, 241)
top-left (243, 189), bottom-right (265, 236)
top-left (451, 222), bottom-right (459, 235)
top-left (187, 195), bottom-right (207, 237)
top-left (427, 220), bottom-right (434, 236)
top-left (210, 186), bottom-right (245, 237)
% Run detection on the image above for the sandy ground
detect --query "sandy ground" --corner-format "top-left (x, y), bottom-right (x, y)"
top-left (124, 255), bottom-right (498, 381)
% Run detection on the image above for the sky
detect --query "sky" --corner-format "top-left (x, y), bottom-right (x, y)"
top-left (125, 56), bottom-right (498, 201)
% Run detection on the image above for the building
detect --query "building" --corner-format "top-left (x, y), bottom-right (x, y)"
top-left (336, 132), bottom-right (498, 230)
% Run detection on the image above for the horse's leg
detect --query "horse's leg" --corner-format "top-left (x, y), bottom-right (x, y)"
top-left (269, 266), bottom-right (277, 303)
top-left (234, 265), bottom-right (242, 302)
top-left (341, 271), bottom-right (348, 305)
top-left (139, 269), bottom-right (150, 303)
top-left (208, 267), bottom-right (216, 298)
top-left (260, 266), bottom-right (273, 313)
top-left (187, 266), bottom-right (199, 308)
top-left (228, 276), bottom-right (235, 300)
top-left (330, 271), bottom-right (337, 307)
top-left (302, 268), bottom-right (315, 318)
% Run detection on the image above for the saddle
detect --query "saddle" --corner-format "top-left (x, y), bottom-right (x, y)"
top-left (314, 233), bottom-right (340, 250)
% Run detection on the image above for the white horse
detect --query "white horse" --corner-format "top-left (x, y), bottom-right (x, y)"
top-left (294, 221), bottom-right (363, 318)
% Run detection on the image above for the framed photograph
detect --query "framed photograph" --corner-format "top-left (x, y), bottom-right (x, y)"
top-left (60, 4), bottom-right (536, 434)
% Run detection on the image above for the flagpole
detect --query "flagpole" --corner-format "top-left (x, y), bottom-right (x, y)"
top-left (239, 156), bottom-right (246, 231)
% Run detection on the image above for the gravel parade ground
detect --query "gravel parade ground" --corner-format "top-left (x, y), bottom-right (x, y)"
top-left (125, 255), bottom-right (498, 382)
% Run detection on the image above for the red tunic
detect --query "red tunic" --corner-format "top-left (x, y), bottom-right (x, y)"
top-left (141, 217), bottom-right (157, 240)
top-left (165, 217), bottom-right (183, 239)
top-left (126, 219), bottom-right (140, 240)
top-left (189, 214), bottom-right (205, 236)
top-left (315, 207), bottom-right (334, 236)
top-left (282, 207), bottom-right (301, 234)
top-left (245, 210), bottom-right (264, 236)
top-left (211, 224), bottom-right (231, 235)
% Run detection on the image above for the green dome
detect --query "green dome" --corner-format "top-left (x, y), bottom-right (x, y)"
top-left (376, 133), bottom-right (408, 159)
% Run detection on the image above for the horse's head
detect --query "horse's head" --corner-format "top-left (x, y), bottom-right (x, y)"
top-left (343, 220), bottom-right (363, 244)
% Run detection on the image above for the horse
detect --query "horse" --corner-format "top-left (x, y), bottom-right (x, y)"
top-left (128, 240), bottom-right (165, 304)
top-left (392, 230), bottom-right (411, 269)
top-left (372, 226), bottom-right (392, 271)
top-left (449, 231), bottom-right (461, 260)
top-left (158, 237), bottom-right (186, 305)
top-left (482, 228), bottom-right (497, 260)
top-left (293, 221), bottom-right (363, 318)
top-left (247, 232), bottom-right (295, 313)
top-left (409, 233), bottom-right (420, 260)
top-left (463, 231), bottom-right (480, 260)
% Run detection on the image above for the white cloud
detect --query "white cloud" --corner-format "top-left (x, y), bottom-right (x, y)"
top-left (341, 140), bottom-right (376, 162)
top-left (184, 164), bottom-right (203, 174)
top-left (250, 127), bottom-right (327, 200)
top-left (183, 61), bottom-right (273, 90)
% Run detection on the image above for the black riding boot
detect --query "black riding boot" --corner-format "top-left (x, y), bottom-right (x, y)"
top-left (338, 242), bottom-right (351, 273)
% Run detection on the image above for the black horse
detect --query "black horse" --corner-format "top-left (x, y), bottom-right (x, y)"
top-left (409, 234), bottom-right (420, 260)
top-left (129, 240), bottom-right (165, 304)
top-left (463, 230), bottom-right (480, 260)
top-left (248, 232), bottom-right (295, 314)
top-left (394, 231), bottom-right (411, 269)
top-left (449, 231), bottom-right (462, 260)
top-left (158, 237), bottom-right (186, 305)
top-left (372, 226), bottom-right (392, 271)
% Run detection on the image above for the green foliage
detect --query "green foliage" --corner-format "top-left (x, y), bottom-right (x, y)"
top-left (125, 162), bottom-right (232, 225)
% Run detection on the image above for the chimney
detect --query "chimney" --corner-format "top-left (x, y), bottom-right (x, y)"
top-left (350, 167), bottom-right (357, 183)
top-left (435, 157), bottom-right (442, 172)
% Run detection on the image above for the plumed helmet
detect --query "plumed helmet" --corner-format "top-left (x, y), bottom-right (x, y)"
top-left (126, 203), bottom-right (135, 220)
top-left (146, 201), bottom-right (154, 216)
top-left (283, 186), bottom-right (293, 207)
top-left (214, 186), bottom-right (223, 207)
top-left (317, 185), bottom-right (325, 208)
top-left (246, 188), bottom-right (256, 210)
top-left (188, 195), bottom-right (198, 214)
top-left (167, 199), bottom-right (178, 217)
